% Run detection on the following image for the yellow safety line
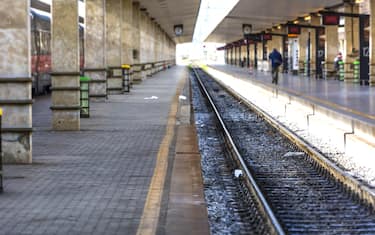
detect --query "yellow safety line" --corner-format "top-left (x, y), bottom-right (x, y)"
top-left (136, 76), bottom-right (186, 235)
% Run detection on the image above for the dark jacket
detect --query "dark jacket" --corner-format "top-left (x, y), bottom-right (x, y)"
top-left (269, 50), bottom-right (283, 68)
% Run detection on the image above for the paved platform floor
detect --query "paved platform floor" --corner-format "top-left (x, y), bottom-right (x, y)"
top-left (0, 66), bottom-right (208, 235)
top-left (212, 65), bottom-right (375, 123)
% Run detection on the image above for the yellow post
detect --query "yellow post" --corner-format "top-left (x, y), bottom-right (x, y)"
top-left (122, 64), bottom-right (131, 92)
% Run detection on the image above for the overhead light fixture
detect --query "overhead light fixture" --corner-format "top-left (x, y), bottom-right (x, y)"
top-left (174, 24), bottom-right (183, 36)
top-left (277, 25), bottom-right (282, 29)
top-left (304, 15), bottom-right (311, 21)
top-left (293, 20), bottom-right (299, 24)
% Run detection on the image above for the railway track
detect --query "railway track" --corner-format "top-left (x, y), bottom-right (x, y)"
top-left (191, 67), bottom-right (375, 234)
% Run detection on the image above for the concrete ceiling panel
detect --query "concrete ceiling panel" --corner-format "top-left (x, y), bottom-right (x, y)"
top-left (137, 0), bottom-right (201, 44)
top-left (206, 0), bottom-right (343, 43)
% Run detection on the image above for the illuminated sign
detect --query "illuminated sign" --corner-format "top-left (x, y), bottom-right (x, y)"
top-left (288, 34), bottom-right (299, 38)
top-left (288, 25), bottom-right (301, 35)
top-left (322, 15), bottom-right (340, 25)
top-left (262, 34), bottom-right (272, 41)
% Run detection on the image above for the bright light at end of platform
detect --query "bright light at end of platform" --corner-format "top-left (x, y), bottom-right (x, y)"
top-left (177, 0), bottom-right (238, 65)
top-left (193, 0), bottom-right (239, 43)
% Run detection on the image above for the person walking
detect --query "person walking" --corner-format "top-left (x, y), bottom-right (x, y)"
top-left (268, 48), bottom-right (283, 85)
top-left (334, 52), bottom-right (343, 80)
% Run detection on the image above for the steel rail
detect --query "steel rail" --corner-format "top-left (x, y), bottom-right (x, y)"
top-left (205, 66), bottom-right (375, 210)
top-left (192, 67), bottom-right (285, 235)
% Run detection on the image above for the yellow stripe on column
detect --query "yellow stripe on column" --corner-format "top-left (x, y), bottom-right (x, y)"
top-left (136, 76), bottom-right (186, 235)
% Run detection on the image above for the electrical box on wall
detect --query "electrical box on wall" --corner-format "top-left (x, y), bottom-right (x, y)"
top-left (133, 49), bottom-right (139, 60)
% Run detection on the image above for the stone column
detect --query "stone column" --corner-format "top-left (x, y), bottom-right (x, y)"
top-left (161, 29), bottom-right (165, 68)
top-left (249, 44), bottom-right (254, 67)
top-left (257, 42), bottom-right (263, 71)
top-left (106, 0), bottom-right (122, 94)
top-left (274, 31), bottom-right (284, 72)
top-left (244, 44), bottom-right (247, 66)
top-left (132, 2), bottom-right (142, 83)
top-left (172, 40), bottom-right (176, 64)
top-left (156, 25), bottom-right (162, 71)
top-left (254, 43), bottom-right (259, 69)
top-left (85, 0), bottom-right (107, 100)
top-left (370, 0), bottom-right (375, 85)
top-left (298, 28), bottom-right (308, 75)
top-left (143, 14), bottom-right (149, 76)
top-left (325, 25), bottom-right (339, 77)
top-left (0, 0), bottom-right (32, 163)
top-left (146, 16), bottom-right (154, 77)
top-left (310, 16), bottom-right (321, 76)
top-left (121, 0), bottom-right (133, 83)
top-left (344, 4), bottom-right (360, 82)
top-left (152, 21), bottom-right (158, 75)
top-left (234, 45), bottom-right (238, 66)
top-left (225, 49), bottom-right (228, 64)
top-left (139, 9), bottom-right (148, 79)
top-left (51, 0), bottom-right (80, 131)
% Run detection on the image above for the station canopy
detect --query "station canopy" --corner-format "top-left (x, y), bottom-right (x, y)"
top-left (205, 0), bottom-right (342, 43)
top-left (31, 0), bottom-right (200, 44)
top-left (138, 0), bottom-right (200, 44)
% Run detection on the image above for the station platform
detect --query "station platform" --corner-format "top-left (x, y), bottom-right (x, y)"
top-left (0, 66), bottom-right (209, 235)
top-left (205, 64), bottom-right (375, 189)
top-left (211, 64), bottom-right (375, 120)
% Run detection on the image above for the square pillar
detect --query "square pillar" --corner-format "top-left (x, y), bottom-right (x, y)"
top-left (369, 0), bottom-right (375, 85)
top-left (310, 16), bottom-right (321, 76)
top-left (85, 0), bottom-right (107, 100)
top-left (106, 0), bottom-right (123, 94)
top-left (0, 0), bottom-right (32, 163)
top-left (121, 0), bottom-right (133, 84)
top-left (298, 28), bottom-right (308, 75)
top-left (344, 4), bottom-right (360, 82)
top-left (325, 25), bottom-right (339, 76)
top-left (132, 2), bottom-right (142, 83)
top-left (139, 10), bottom-right (148, 79)
top-left (51, 0), bottom-right (80, 131)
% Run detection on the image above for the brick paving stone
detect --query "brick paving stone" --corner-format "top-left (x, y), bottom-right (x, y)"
top-left (0, 67), bottom-right (187, 235)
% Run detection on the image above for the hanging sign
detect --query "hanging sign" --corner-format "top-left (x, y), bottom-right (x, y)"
top-left (322, 15), bottom-right (340, 25)
top-left (288, 25), bottom-right (301, 35)
top-left (262, 34), bottom-right (272, 41)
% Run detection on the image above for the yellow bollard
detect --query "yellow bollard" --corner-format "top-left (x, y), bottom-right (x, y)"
top-left (121, 64), bottom-right (131, 92)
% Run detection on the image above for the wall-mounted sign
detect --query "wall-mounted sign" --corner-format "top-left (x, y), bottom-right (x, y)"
top-left (262, 34), bottom-right (272, 41)
top-left (322, 15), bottom-right (340, 25)
top-left (288, 25), bottom-right (301, 35)
top-left (245, 33), bottom-right (261, 42)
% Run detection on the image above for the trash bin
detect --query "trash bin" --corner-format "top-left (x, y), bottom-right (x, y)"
top-left (0, 108), bottom-right (3, 192)
top-left (339, 61), bottom-right (345, 81)
top-left (121, 64), bottom-right (131, 92)
top-left (353, 60), bottom-right (360, 83)
top-left (80, 76), bottom-right (90, 118)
